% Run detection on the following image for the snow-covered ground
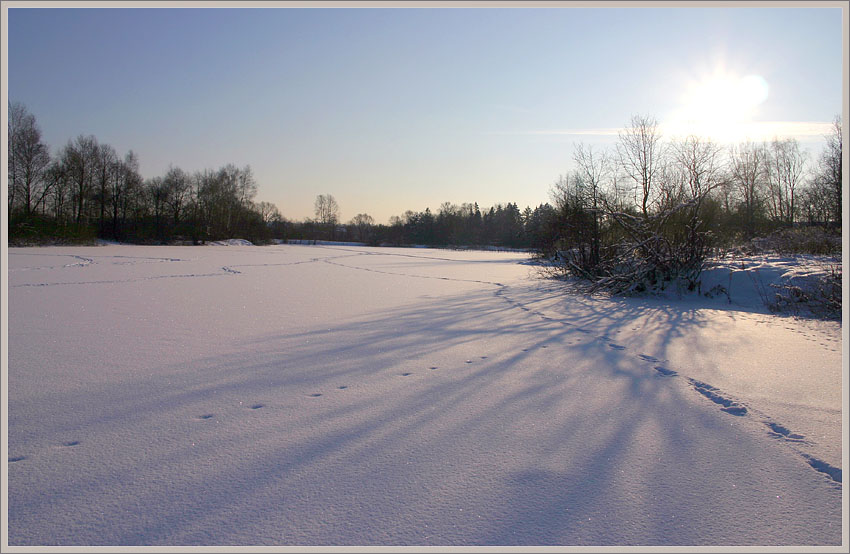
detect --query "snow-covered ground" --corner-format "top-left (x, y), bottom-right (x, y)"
top-left (4, 244), bottom-right (845, 546)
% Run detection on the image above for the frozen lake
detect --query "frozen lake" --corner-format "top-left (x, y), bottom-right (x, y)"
top-left (5, 244), bottom-right (844, 546)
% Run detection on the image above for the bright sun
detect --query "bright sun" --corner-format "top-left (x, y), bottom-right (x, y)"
top-left (663, 70), bottom-right (770, 144)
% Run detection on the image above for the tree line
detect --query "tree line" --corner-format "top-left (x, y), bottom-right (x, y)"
top-left (293, 114), bottom-right (841, 263)
top-left (533, 115), bottom-right (842, 293)
top-left (285, 197), bottom-right (541, 249)
top-left (8, 102), bottom-right (842, 273)
top-left (7, 101), bottom-right (282, 245)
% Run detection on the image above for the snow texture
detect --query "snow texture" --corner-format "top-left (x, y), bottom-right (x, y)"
top-left (699, 254), bottom-right (840, 312)
top-left (5, 244), bottom-right (844, 546)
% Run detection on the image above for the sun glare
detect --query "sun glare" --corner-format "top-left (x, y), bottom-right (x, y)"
top-left (663, 70), bottom-right (770, 144)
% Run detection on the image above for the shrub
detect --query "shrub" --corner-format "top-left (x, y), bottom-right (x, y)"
top-left (748, 226), bottom-right (841, 256)
top-left (8, 214), bottom-right (98, 246)
top-left (547, 198), bottom-right (713, 296)
top-left (767, 258), bottom-right (842, 319)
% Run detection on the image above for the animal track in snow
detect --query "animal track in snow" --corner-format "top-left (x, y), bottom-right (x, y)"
top-left (801, 454), bottom-right (842, 483)
top-left (764, 421), bottom-right (806, 442)
top-left (688, 379), bottom-right (747, 416)
top-left (690, 379), bottom-right (717, 391)
top-left (500, 286), bottom-right (835, 484)
top-left (8, 253), bottom-right (95, 271)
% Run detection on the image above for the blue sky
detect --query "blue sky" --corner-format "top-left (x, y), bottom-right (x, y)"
top-left (6, 5), bottom-right (844, 223)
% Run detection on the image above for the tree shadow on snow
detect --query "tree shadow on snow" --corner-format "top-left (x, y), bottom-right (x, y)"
top-left (7, 284), bottom-right (841, 546)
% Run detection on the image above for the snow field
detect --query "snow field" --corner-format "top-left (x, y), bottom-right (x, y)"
top-left (5, 244), bottom-right (844, 546)
top-left (503, 276), bottom-right (843, 470)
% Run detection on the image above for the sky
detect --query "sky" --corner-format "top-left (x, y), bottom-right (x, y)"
top-left (5, 3), bottom-right (845, 224)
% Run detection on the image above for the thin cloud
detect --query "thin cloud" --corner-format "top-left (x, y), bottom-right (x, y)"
top-left (728, 120), bottom-right (836, 138)
top-left (659, 120), bottom-right (837, 144)
top-left (497, 121), bottom-right (835, 141)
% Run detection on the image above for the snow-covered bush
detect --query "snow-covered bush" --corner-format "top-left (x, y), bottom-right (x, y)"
top-left (766, 257), bottom-right (842, 319)
top-left (545, 197), bottom-right (714, 296)
top-left (703, 254), bottom-right (843, 320)
top-left (724, 227), bottom-right (842, 319)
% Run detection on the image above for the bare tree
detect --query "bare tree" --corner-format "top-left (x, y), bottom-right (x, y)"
top-left (573, 143), bottom-right (611, 266)
top-left (617, 114), bottom-right (665, 217)
top-left (728, 141), bottom-right (766, 239)
top-left (671, 135), bottom-right (725, 210)
top-left (256, 201), bottom-right (282, 224)
top-left (349, 213), bottom-right (374, 242)
top-left (7, 102), bottom-right (22, 211)
top-left (162, 165), bottom-right (190, 228)
top-left (655, 162), bottom-right (687, 212)
top-left (549, 130), bottom-right (726, 295)
top-left (95, 143), bottom-right (118, 234)
top-left (314, 193), bottom-right (340, 239)
top-left (764, 138), bottom-right (807, 225)
top-left (110, 151), bottom-right (142, 239)
top-left (187, 170), bottom-right (210, 243)
top-left (675, 136), bottom-right (723, 196)
top-left (810, 116), bottom-right (842, 225)
top-left (665, 135), bottom-right (724, 281)
top-left (146, 176), bottom-right (169, 241)
top-left (59, 135), bottom-right (100, 227)
top-left (799, 185), bottom-right (831, 225)
top-left (44, 159), bottom-right (71, 222)
top-left (7, 101), bottom-right (52, 216)
top-left (234, 164), bottom-right (258, 208)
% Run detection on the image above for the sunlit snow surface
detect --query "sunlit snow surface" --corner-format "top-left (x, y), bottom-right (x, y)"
top-left (6, 244), bottom-right (843, 546)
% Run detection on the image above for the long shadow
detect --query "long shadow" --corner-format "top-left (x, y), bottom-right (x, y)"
top-left (6, 252), bottom-right (841, 545)
top-left (499, 278), bottom-right (755, 375)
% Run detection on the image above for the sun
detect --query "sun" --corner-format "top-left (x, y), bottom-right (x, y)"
top-left (663, 70), bottom-right (770, 144)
